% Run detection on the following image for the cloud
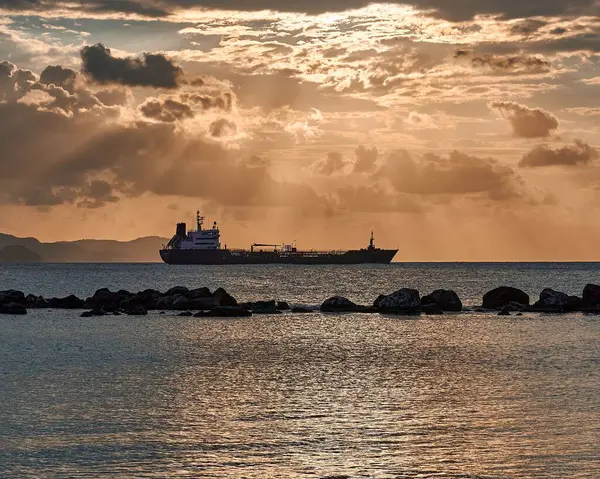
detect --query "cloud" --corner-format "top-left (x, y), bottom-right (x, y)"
top-left (519, 140), bottom-right (598, 167)
top-left (378, 149), bottom-right (525, 201)
top-left (353, 145), bottom-right (378, 173)
top-left (0, 0), bottom-right (597, 22)
top-left (81, 43), bottom-right (183, 88)
top-left (39, 65), bottom-right (77, 92)
top-left (313, 151), bottom-right (348, 175)
top-left (209, 118), bottom-right (237, 137)
top-left (139, 97), bottom-right (194, 122)
top-left (489, 101), bottom-right (559, 138)
top-left (455, 50), bottom-right (551, 73)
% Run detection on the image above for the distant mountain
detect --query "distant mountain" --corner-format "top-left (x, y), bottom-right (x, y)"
top-left (0, 233), bottom-right (169, 263)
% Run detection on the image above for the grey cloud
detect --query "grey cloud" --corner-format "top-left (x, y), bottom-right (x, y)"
top-left (80, 43), bottom-right (183, 88)
top-left (510, 19), bottom-right (548, 36)
top-left (519, 140), bottom-right (598, 167)
top-left (139, 97), bottom-right (194, 122)
top-left (455, 50), bottom-right (551, 73)
top-left (0, 0), bottom-right (597, 21)
top-left (39, 65), bottom-right (77, 92)
top-left (490, 101), bottom-right (559, 138)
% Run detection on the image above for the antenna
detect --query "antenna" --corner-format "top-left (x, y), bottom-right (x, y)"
top-left (370, 230), bottom-right (375, 249)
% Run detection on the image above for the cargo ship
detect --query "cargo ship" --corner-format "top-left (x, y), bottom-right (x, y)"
top-left (159, 212), bottom-right (397, 265)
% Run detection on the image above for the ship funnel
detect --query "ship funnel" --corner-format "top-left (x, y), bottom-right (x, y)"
top-left (176, 222), bottom-right (187, 238)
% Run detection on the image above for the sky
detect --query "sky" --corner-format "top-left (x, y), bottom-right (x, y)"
top-left (0, 0), bottom-right (599, 260)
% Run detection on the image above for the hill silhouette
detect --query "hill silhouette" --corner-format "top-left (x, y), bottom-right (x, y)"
top-left (0, 233), bottom-right (168, 262)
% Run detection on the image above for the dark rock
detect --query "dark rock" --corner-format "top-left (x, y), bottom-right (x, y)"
top-left (48, 295), bottom-right (85, 309)
top-left (516, 312), bottom-right (523, 316)
top-left (178, 311), bottom-right (193, 317)
top-left (0, 302), bottom-right (27, 315)
top-left (123, 304), bottom-right (148, 316)
top-left (24, 294), bottom-right (48, 308)
top-left (165, 286), bottom-right (189, 296)
top-left (81, 308), bottom-right (105, 317)
top-left (498, 306), bottom-right (511, 316)
top-left (113, 311), bottom-right (121, 316)
top-left (185, 287), bottom-right (212, 299)
top-left (194, 306), bottom-right (251, 318)
top-left (583, 284), bottom-right (600, 307)
top-left (80, 311), bottom-right (94, 317)
top-left (422, 303), bottom-right (443, 315)
top-left (249, 300), bottom-right (280, 314)
top-left (321, 296), bottom-right (362, 312)
top-left (482, 286), bottom-right (529, 310)
top-left (375, 288), bottom-right (421, 313)
top-left (212, 287), bottom-right (237, 307)
top-left (421, 289), bottom-right (462, 312)
top-left (121, 289), bottom-right (161, 310)
top-left (529, 288), bottom-right (580, 312)
top-left (0, 289), bottom-right (25, 306)
top-left (159, 311), bottom-right (166, 315)
top-left (84, 288), bottom-right (132, 311)
top-left (277, 301), bottom-right (290, 311)
top-left (170, 294), bottom-right (217, 311)
top-left (291, 307), bottom-right (314, 313)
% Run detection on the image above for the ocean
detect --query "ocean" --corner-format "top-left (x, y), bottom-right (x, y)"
top-left (1, 263), bottom-right (599, 478)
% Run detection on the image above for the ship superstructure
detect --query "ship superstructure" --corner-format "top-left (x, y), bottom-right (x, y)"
top-left (160, 211), bottom-right (397, 265)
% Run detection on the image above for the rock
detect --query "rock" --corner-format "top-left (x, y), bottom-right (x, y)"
top-left (482, 287), bottom-right (529, 310)
top-left (84, 288), bottom-right (132, 311)
top-left (194, 306), bottom-right (251, 318)
top-left (171, 294), bottom-right (217, 311)
top-left (121, 289), bottom-right (162, 310)
top-left (24, 294), bottom-right (48, 308)
top-left (421, 289), bottom-right (462, 312)
top-left (80, 311), bottom-right (94, 317)
top-left (0, 302), bottom-right (27, 315)
top-left (178, 311), bottom-right (193, 317)
top-left (123, 304), bottom-right (148, 316)
top-left (375, 288), bottom-right (421, 313)
top-left (159, 311), bottom-right (165, 315)
top-left (291, 307), bottom-right (313, 313)
top-left (529, 288), bottom-right (579, 312)
top-left (185, 287), bottom-right (212, 299)
top-left (249, 300), bottom-right (280, 314)
top-left (422, 303), bottom-right (443, 315)
top-left (321, 296), bottom-right (361, 312)
top-left (516, 312), bottom-right (523, 316)
top-left (212, 287), bottom-right (237, 307)
top-left (164, 286), bottom-right (189, 296)
top-left (498, 306), bottom-right (511, 316)
top-left (113, 311), bottom-right (121, 316)
top-left (48, 295), bottom-right (85, 309)
top-left (277, 301), bottom-right (290, 311)
top-left (583, 284), bottom-right (600, 308)
top-left (156, 296), bottom-right (176, 310)
top-left (0, 289), bottom-right (25, 306)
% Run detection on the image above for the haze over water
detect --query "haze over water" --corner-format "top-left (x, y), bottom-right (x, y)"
top-left (1, 263), bottom-right (600, 478)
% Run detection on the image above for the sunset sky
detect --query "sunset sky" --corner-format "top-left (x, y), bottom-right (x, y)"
top-left (1, 0), bottom-right (599, 260)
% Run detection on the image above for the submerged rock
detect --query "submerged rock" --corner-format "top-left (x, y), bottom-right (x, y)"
top-left (277, 301), bottom-right (290, 311)
top-left (123, 304), bottom-right (148, 316)
top-left (482, 287), bottom-right (529, 310)
top-left (422, 303), bottom-right (444, 315)
top-left (0, 302), bottom-right (27, 315)
top-left (421, 289), bottom-right (462, 312)
top-left (248, 300), bottom-right (280, 314)
top-left (194, 306), bottom-right (251, 318)
top-left (498, 306), bottom-right (511, 316)
top-left (320, 296), bottom-right (366, 312)
top-left (24, 294), bottom-right (48, 308)
top-left (529, 288), bottom-right (581, 312)
top-left (291, 306), bottom-right (314, 313)
top-left (178, 311), bottom-right (193, 317)
top-left (375, 288), bottom-right (421, 313)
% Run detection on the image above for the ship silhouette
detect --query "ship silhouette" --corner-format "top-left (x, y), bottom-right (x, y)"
top-left (159, 212), bottom-right (397, 265)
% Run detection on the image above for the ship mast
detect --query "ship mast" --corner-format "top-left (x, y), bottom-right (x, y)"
top-left (196, 210), bottom-right (205, 231)
top-left (369, 230), bottom-right (375, 249)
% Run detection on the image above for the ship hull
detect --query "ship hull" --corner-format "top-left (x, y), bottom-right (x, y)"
top-left (160, 248), bottom-right (397, 265)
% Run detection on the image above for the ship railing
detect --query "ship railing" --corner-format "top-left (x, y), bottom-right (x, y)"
top-left (227, 249), bottom-right (348, 256)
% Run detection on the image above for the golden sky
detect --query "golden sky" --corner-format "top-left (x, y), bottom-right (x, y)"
top-left (0, 1), bottom-right (599, 259)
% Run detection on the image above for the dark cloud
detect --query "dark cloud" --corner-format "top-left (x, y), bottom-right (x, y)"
top-left (139, 98), bottom-right (194, 122)
top-left (80, 43), bottom-right (183, 89)
top-left (510, 19), bottom-right (548, 36)
top-left (0, 0), bottom-right (597, 21)
top-left (455, 50), bottom-right (551, 73)
top-left (209, 118), bottom-right (237, 137)
top-left (490, 101), bottom-right (559, 138)
top-left (353, 145), bottom-right (378, 173)
top-left (39, 65), bottom-right (77, 92)
top-left (519, 140), bottom-right (598, 167)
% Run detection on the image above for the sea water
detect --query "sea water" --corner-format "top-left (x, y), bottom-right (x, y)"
top-left (1, 263), bottom-right (600, 478)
